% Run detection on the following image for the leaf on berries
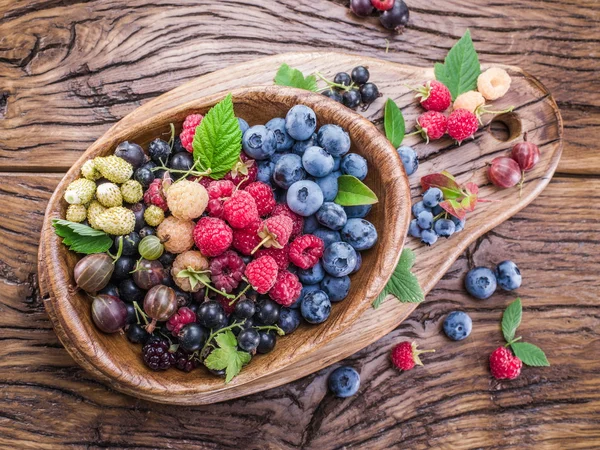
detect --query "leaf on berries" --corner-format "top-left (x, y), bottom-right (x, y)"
top-left (335, 175), bottom-right (379, 206)
top-left (176, 268), bottom-right (211, 291)
top-left (434, 29), bottom-right (481, 101)
top-left (52, 219), bottom-right (113, 254)
top-left (439, 199), bottom-right (467, 220)
top-left (203, 330), bottom-right (252, 383)
top-left (192, 93), bottom-right (243, 180)
top-left (510, 342), bottom-right (550, 367)
top-left (274, 63), bottom-right (318, 92)
top-left (372, 248), bottom-right (423, 308)
top-left (501, 298), bottom-right (522, 343)
top-left (384, 98), bottom-right (405, 148)
top-left (421, 171), bottom-right (463, 199)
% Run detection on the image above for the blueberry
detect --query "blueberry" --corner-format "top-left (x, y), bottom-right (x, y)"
top-left (420, 229), bottom-right (438, 246)
top-left (287, 180), bottom-right (324, 216)
top-left (397, 146), bottom-right (419, 176)
top-left (303, 215), bottom-right (319, 234)
top-left (297, 261), bottom-right (326, 285)
top-left (322, 88), bottom-right (343, 103)
top-left (256, 330), bottom-right (277, 354)
top-left (443, 311), bottom-right (472, 341)
top-left (322, 242), bottom-right (357, 277)
top-left (344, 204), bottom-right (372, 219)
top-left (266, 117), bottom-right (295, 152)
top-left (417, 210), bottom-right (434, 230)
top-left (423, 187), bottom-right (443, 208)
top-left (277, 308), bottom-right (302, 334)
top-left (359, 83), bottom-right (379, 105)
top-left (412, 201), bottom-right (431, 218)
top-left (340, 153), bottom-right (368, 180)
top-left (315, 170), bottom-right (341, 202)
top-left (270, 152), bottom-right (284, 165)
top-left (316, 202), bottom-right (347, 231)
top-left (169, 152), bottom-right (194, 180)
top-left (273, 154), bottom-right (306, 189)
top-left (312, 228), bottom-right (341, 249)
top-left (237, 117), bottom-right (250, 134)
top-left (317, 124), bottom-right (351, 157)
top-left (465, 267), bottom-right (497, 299)
top-left (351, 251), bottom-right (362, 274)
top-left (292, 133), bottom-right (318, 156)
top-left (495, 261), bottom-right (522, 291)
top-left (434, 218), bottom-right (456, 238)
top-left (237, 328), bottom-right (260, 352)
top-left (292, 284), bottom-right (321, 309)
top-left (432, 204), bottom-right (444, 216)
top-left (148, 138), bottom-right (171, 165)
top-left (243, 125), bottom-right (277, 160)
top-left (408, 219), bottom-right (422, 238)
top-left (257, 160), bottom-right (274, 185)
top-left (302, 146), bottom-right (335, 177)
top-left (341, 218), bottom-right (378, 251)
top-left (321, 275), bottom-right (351, 302)
top-left (301, 290), bottom-right (331, 324)
top-left (333, 72), bottom-right (352, 86)
top-left (285, 105), bottom-right (317, 141)
top-left (134, 167), bottom-right (155, 188)
top-left (351, 66), bottom-right (369, 85)
top-left (274, 188), bottom-right (288, 204)
top-left (328, 366), bottom-right (360, 397)
top-left (115, 141), bottom-right (146, 169)
top-left (451, 215), bottom-right (466, 233)
top-left (332, 156), bottom-right (341, 171)
top-left (254, 298), bottom-right (281, 325)
top-left (342, 90), bottom-right (361, 109)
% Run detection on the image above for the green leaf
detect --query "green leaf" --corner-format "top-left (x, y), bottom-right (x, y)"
top-left (334, 175), bottom-right (378, 206)
top-left (204, 347), bottom-right (231, 371)
top-left (502, 298), bottom-right (522, 343)
top-left (384, 98), bottom-right (405, 148)
top-left (434, 29), bottom-right (481, 101)
top-left (192, 94), bottom-right (243, 180)
top-left (215, 330), bottom-right (237, 350)
top-left (420, 172), bottom-right (463, 200)
top-left (203, 330), bottom-right (252, 383)
top-left (511, 342), bottom-right (550, 367)
top-left (372, 248), bottom-right (423, 308)
top-left (52, 219), bottom-right (113, 254)
top-left (274, 63), bottom-right (318, 92)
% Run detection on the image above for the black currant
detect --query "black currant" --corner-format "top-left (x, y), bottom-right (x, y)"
top-left (99, 283), bottom-right (119, 298)
top-left (233, 299), bottom-right (256, 320)
top-left (322, 88), bottom-right (343, 104)
top-left (130, 203), bottom-right (146, 231)
top-left (178, 323), bottom-right (208, 352)
top-left (134, 167), bottom-right (155, 188)
top-left (117, 278), bottom-right (145, 303)
top-left (197, 301), bottom-right (227, 329)
top-left (256, 330), bottom-right (277, 354)
top-left (148, 138), bottom-right (171, 165)
top-left (172, 136), bottom-right (186, 153)
top-left (112, 257), bottom-right (136, 282)
top-left (158, 251), bottom-right (176, 267)
top-left (333, 72), bottom-right (352, 87)
top-left (359, 83), bottom-right (380, 104)
top-left (139, 226), bottom-right (156, 239)
top-left (114, 141), bottom-right (146, 169)
top-left (254, 298), bottom-right (280, 325)
top-left (238, 328), bottom-right (260, 353)
top-left (114, 232), bottom-right (140, 257)
top-left (351, 66), bottom-right (370, 85)
top-left (127, 324), bottom-right (151, 344)
top-left (343, 89), bottom-right (361, 109)
top-left (380, 0), bottom-right (409, 31)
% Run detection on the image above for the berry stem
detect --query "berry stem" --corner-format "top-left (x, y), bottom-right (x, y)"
top-left (145, 318), bottom-right (157, 334)
top-left (200, 320), bottom-right (246, 358)
top-left (197, 278), bottom-right (236, 299)
top-left (167, 123), bottom-right (175, 150)
top-left (518, 171), bottom-right (525, 198)
top-left (251, 235), bottom-right (272, 255)
top-left (505, 336), bottom-right (522, 347)
top-left (254, 324), bottom-right (285, 336)
top-left (314, 72), bottom-right (355, 92)
top-left (229, 283), bottom-right (251, 306)
top-left (133, 301), bottom-right (150, 325)
top-left (107, 236), bottom-right (124, 263)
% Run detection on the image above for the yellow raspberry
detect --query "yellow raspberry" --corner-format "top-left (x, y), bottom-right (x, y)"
top-left (87, 200), bottom-right (106, 229)
top-left (81, 160), bottom-right (101, 181)
top-left (171, 251), bottom-right (209, 292)
top-left (66, 204), bottom-right (87, 222)
top-left (121, 180), bottom-right (143, 204)
top-left (166, 180), bottom-right (209, 220)
top-left (157, 216), bottom-right (195, 253)
top-left (477, 67), bottom-right (511, 100)
top-left (453, 91), bottom-right (485, 114)
top-left (96, 206), bottom-right (136, 236)
top-left (96, 182), bottom-right (123, 208)
top-left (144, 205), bottom-right (165, 227)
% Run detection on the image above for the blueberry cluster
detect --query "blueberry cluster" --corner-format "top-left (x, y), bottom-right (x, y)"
top-left (465, 261), bottom-right (522, 300)
top-left (408, 187), bottom-right (465, 246)
top-left (321, 66), bottom-right (380, 110)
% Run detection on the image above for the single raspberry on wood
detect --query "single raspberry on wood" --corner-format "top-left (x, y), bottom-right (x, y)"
top-left (223, 190), bottom-right (260, 229)
top-left (268, 270), bottom-right (302, 307)
top-left (391, 341), bottom-right (435, 371)
top-left (447, 108), bottom-right (479, 143)
top-left (166, 306), bottom-right (196, 336)
top-left (245, 181), bottom-right (276, 217)
top-left (253, 215), bottom-right (293, 254)
top-left (255, 245), bottom-right (290, 270)
top-left (209, 250), bottom-right (246, 293)
top-left (413, 111), bottom-right (448, 144)
top-left (271, 203), bottom-right (304, 238)
top-left (414, 80), bottom-right (452, 112)
top-left (289, 234), bottom-right (324, 269)
top-left (489, 346), bottom-right (522, 380)
top-left (232, 220), bottom-right (262, 255)
top-left (144, 178), bottom-right (168, 211)
top-left (224, 154), bottom-right (257, 190)
top-left (245, 255), bottom-right (279, 294)
top-left (193, 217), bottom-right (233, 257)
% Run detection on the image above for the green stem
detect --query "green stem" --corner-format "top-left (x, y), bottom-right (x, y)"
top-left (108, 236), bottom-right (124, 263)
top-left (198, 278), bottom-right (235, 299)
top-left (314, 72), bottom-right (355, 92)
top-left (133, 301), bottom-right (149, 326)
top-left (254, 324), bottom-right (285, 336)
top-left (167, 123), bottom-right (175, 150)
top-left (229, 284), bottom-right (251, 306)
top-left (505, 336), bottom-right (522, 347)
top-left (200, 320), bottom-right (246, 358)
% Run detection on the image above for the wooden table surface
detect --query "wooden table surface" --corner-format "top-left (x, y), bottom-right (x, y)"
top-left (1, 0), bottom-right (599, 448)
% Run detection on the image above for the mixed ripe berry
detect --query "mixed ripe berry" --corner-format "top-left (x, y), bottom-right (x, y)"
top-left (61, 100), bottom-right (378, 381)
top-left (350, 0), bottom-right (409, 32)
top-left (408, 187), bottom-right (464, 246)
top-left (321, 66), bottom-right (381, 111)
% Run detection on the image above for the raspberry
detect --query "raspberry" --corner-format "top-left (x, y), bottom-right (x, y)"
top-left (166, 179), bottom-right (209, 220)
top-left (206, 180), bottom-right (235, 218)
top-left (245, 182), bottom-right (276, 217)
top-left (144, 178), bottom-right (168, 212)
top-left (255, 245), bottom-right (290, 270)
top-left (157, 216), bottom-right (195, 253)
top-left (173, 348), bottom-right (199, 372)
top-left (209, 250), bottom-right (246, 293)
top-left (215, 294), bottom-right (236, 316)
top-left (193, 217), bottom-right (233, 257)
top-left (182, 113), bottom-right (203, 130)
top-left (180, 128), bottom-right (195, 153)
top-left (142, 338), bottom-right (175, 371)
top-left (453, 90), bottom-right (485, 114)
top-left (245, 255), bottom-right (279, 294)
top-left (224, 154), bottom-right (257, 189)
top-left (288, 234), bottom-right (324, 269)
top-left (391, 341), bottom-right (435, 371)
top-left (370, 0), bottom-right (394, 10)
top-left (171, 250), bottom-right (209, 292)
top-left (447, 109), bottom-right (479, 143)
top-left (489, 346), bottom-right (522, 380)
top-left (253, 215), bottom-right (293, 253)
top-left (223, 190), bottom-right (260, 229)
top-left (268, 270), bottom-right (302, 307)
top-left (414, 80), bottom-right (451, 112)
top-left (414, 111), bottom-right (447, 143)
top-left (232, 220), bottom-right (262, 255)
top-left (271, 203), bottom-right (304, 238)
top-left (477, 67), bottom-right (511, 101)
top-left (166, 306), bottom-right (196, 335)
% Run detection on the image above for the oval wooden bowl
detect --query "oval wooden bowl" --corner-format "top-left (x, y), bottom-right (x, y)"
top-left (39, 85), bottom-right (411, 402)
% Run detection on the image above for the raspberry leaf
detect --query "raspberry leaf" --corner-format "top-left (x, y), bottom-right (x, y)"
top-left (52, 219), bottom-right (113, 254)
top-left (511, 342), bottom-right (550, 367)
top-left (192, 94), bottom-right (243, 180)
top-left (501, 298), bottom-right (522, 343)
top-left (335, 175), bottom-right (379, 206)
top-left (434, 29), bottom-right (481, 101)
top-left (274, 63), bottom-right (318, 92)
top-left (384, 98), bottom-right (405, 148)
top-left (372, 248), bottom-right (423, 308)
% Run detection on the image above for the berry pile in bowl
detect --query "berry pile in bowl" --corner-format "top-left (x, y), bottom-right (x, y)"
top-left (40, 86), bottom-right (409, 398)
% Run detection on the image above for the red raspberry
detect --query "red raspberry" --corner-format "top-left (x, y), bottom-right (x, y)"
top-left (253, 215), bottom-right (293, 253)
top-left (224, 154), bottom-right (257, 189)
top-left (182, 114), bottom-right (203, 130)
top-left (289, 234), bottom-right (324, 269)
top-left (166, 306), bottom-right (196, 336)
top-left (143, 178), bottom-right (168, 211)
top-left (232, 220), bottom-right (262, 255)
top-left (193, 217), bottom-right (233, 257)
top-left (206, 180), bottom-right (235, 218)
top-left (370, 0), bottom-right (394, 11)
top-left (245, 255), bottom-right (279, 294)
top-left (447, 108), bottom-right (479, 143)
top-left (255, 245), bottom-right (290, 270)
top-left (414, 111), bottom-right (447, 143)
top-left (391, 342), bottom-right (435, 371)
top-left (269, 270), bottom-right (302, 307)
top-left (215, 294), bottom-right (236, 316)
top-left (489, 347), bottom-right (522, 380)
top-left (180, 127), bottom-right (195, 153)
top-left (209, 250), bottom-right (245, 293)
top-left (223, 190), bottom-right (260, 229)
top-left (245, 182), bottom-right (276, 217)
top-left (271, 203), bottom-right (304, 238)
top-left (415, 80), bottom-right (451, 112)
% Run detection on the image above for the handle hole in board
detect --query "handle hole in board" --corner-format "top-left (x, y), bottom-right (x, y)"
top-left (488, 113), bottom-right (522, 142)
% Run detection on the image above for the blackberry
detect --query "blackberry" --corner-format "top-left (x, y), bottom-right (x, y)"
top-left (142, 338), bottom-right (175, 371)
top-left (148, 138), bottom-right (171, 165)
top-left (173, 349), bottom-right (200, 372)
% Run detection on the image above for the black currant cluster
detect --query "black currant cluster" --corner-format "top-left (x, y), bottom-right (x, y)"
top-left (321, 66), bottom-right (381, 111)
top-left (350, 0), bottom-right (410, 32)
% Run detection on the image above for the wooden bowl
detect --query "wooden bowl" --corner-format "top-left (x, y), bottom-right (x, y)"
top-left (39, 86), bottom-right (411, 403)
